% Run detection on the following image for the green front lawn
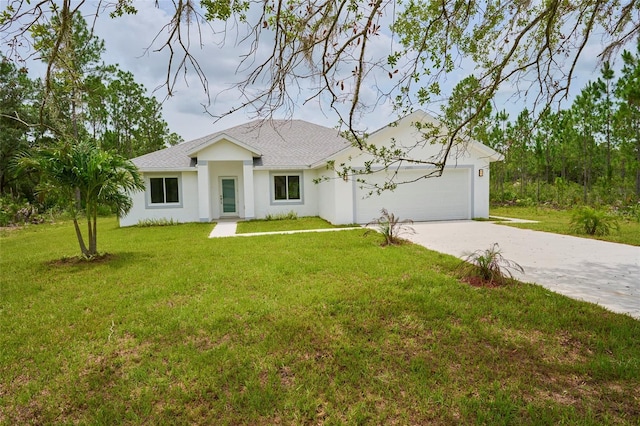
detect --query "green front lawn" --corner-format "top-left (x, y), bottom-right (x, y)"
top-left (235, 216), bottom-right (349, 234)
top-left (1, 218), bottom-right (639, 424)
top-left (491, 206), bottom-right (640, 246)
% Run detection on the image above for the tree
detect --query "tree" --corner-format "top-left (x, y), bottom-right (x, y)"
top-left (571, 82), bottom-right (601, 203)
top-left (443, 75), bottom-right (493, 147)
top-left (593, 62), bottom-right (617, 184)
top-left (0, 55), bottom-right (37, 196)
top-left (27, 12), bottom-right (180, 158)
top-left (506, 110), bottom-right (534, 199)
top-left (615, 40), bottom-right (640, 197)
top-left (2, 0), bottom-right (638, 184)
top-left (100, 68), bottom-right (183, 158)
top-left (0, 9), bottom-right (181, 213)
top-left (482, 44), bottom-right (640, 208)
top-left (21, 140), bottom-right (144, 258)
top-left (30, 10), bottom-right (106, 141)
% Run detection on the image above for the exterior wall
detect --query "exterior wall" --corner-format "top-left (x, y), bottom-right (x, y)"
top-left (197, 140), bottom-right (254, 162)
top-left (252, 169), bottom-right (321, 219)
top-left (243, 161), bottom-right (255, 219)
top-left (333, 175), bottom-right (356, 224)
top-left (119, 170), bottom-right (199, 226)
top-left (332, 113), bottom-right (495, 219)
top-left (197, 161), bottom-right (211, 221)
top-left (313, 169), bottom-right (357, 225)
top-left (473, 162), bottom-right (491, 218)
top-left (344, 114), bottom-right (456, 168)
top-left (316, 172), bottom-right (336, 223)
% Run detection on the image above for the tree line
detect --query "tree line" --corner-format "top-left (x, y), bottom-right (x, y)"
top-left (482, 40), bottom-right (640, 211)
top-left (3, 0), bottom-right (637, 182)
top-left (0, 14), bottom-right (181, 204)
top-left (1, 13), bottom-right (181, 257)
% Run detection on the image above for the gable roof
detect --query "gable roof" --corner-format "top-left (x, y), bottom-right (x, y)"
top-left (132, 119), bottom-right (350, 170)
top-left (185, 133), bottom-right (262, 157)
top-left (370, 109), bottom-right (502, 162)
top-left (311, 109), bottom-right (502, 167)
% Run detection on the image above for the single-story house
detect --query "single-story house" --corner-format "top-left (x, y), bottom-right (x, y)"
top-left (119, 110), bottom-right (502, 227)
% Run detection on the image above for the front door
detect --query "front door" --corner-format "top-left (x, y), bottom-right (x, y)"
top-left (220, 177), bottom-right (238, 216)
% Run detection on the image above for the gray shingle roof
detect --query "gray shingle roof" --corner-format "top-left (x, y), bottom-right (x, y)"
top-left (132, 119), bottom-right (350, 169)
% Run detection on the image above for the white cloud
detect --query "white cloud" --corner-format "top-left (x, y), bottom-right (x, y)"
top-left (87, 1), bottom-right (267, 138)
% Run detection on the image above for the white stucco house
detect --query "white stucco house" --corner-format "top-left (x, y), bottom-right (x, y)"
top-left (119, 110), bottom-right (502, 227)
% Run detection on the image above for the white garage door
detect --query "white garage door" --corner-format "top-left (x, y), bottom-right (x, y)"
top-left (354, 168), bottom-right (471, 223)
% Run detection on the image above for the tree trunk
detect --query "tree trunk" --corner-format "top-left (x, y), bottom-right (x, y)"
top-left (582, 135), bottom-right (589, 204)
top-left (636, 137), bottom-right (640, 197)
top-left (72, 187), bottom-right (91, 257)
top-left (89, 206), bottom-right (98, 256)
top-left (86, 202), bottom-right (99, 257)
top-left (86, 214), bottom-right (93, 256)
top-left (606, 126), bottom-right (612, 184)
top-left (73, 217), bottom-right (90, 257)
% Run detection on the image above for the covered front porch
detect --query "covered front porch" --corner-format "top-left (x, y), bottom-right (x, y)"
top-left (188, 135), bottom-right (261, 222)
top-left (196, 159), bottom-right (255, 222)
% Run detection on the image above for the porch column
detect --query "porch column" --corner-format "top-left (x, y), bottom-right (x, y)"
top-left (197, 160), bottom-right (211, 222)
top-left (243, 160), bottom-right (255, 219)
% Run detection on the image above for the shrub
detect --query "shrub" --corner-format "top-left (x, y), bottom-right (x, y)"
top-left (137, 218), bottom-right (178, 227)
top-left (459, 243), bottom-right (524, 285)
top-left (569, 206), bottom-right (619, 236)
top-left (365, 208), bottom-right (414, 246)
top-left (265, 211), bottom-right (298, 221)
top-left (0, 195), bottom-right (45, 226)
top-left (515, 197), bottom-right (536, 207)
top-left (617, 202), bottom-right (640, 223)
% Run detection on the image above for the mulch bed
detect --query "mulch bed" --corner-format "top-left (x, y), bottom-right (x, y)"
top-left (460, 276), bottom-right (503, 288)
top-left (49, 253), bottom-right (114, 266)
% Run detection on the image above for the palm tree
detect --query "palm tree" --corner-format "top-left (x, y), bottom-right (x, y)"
top-left (23, 140), bottom-right (144, 258)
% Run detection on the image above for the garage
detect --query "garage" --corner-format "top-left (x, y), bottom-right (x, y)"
top-left (354, 167), bottom-right (471, 223)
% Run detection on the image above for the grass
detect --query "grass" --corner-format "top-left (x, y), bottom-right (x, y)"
top-left (491, 206), bottom-right (640, 246)
top-left (236, 216), bottom-right (356, 234)
top-left (1, 217), bottom-right (639, 424)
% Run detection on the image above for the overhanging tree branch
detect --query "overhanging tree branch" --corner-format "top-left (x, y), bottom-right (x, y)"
top-left (2, 0), bottom-right (639, 189)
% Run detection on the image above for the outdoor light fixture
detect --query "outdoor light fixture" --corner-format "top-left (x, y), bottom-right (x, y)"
top-left (478, 169), bottom-right (484, 177)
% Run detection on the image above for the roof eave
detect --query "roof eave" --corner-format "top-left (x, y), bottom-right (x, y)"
top-left (253, 165), bottom-right (314, 170)
top-left (136, 167), bottom-right (196, 173)
top-left (308, 145), bottom-right (354, 169)
top-left (467, 140), bottom-right (503, 162)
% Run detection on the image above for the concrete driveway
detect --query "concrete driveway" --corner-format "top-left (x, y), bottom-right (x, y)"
top-left (406, 220), bottom-right (640, 319)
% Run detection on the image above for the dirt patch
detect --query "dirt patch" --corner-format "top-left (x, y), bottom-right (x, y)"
top-left (187, 330), bottom-right (231, 351)
top-left (278, 365), bottom-right (295, 387)
top-left (0, 225), bottom-right (23, 233)
top-left (48, 253), bottom-right (115, 266)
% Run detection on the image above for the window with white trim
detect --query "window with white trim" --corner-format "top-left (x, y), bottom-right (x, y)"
top-left (273, 174), bottom-right (301, 201)
top-left (149, 177), bottom-right (179, 204)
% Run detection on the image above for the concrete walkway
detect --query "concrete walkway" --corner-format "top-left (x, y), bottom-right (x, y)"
top-left (208, 220), bottom-right (239, 238)
top-left (208, 220), bottom-right (361, 238)
top-left (406, 220), bottom-right (640, 319)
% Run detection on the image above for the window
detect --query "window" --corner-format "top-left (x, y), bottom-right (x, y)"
top-left (149, 177), bottom-right (179, 204)
top-left (273, 174), bottom-right (301, 201)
